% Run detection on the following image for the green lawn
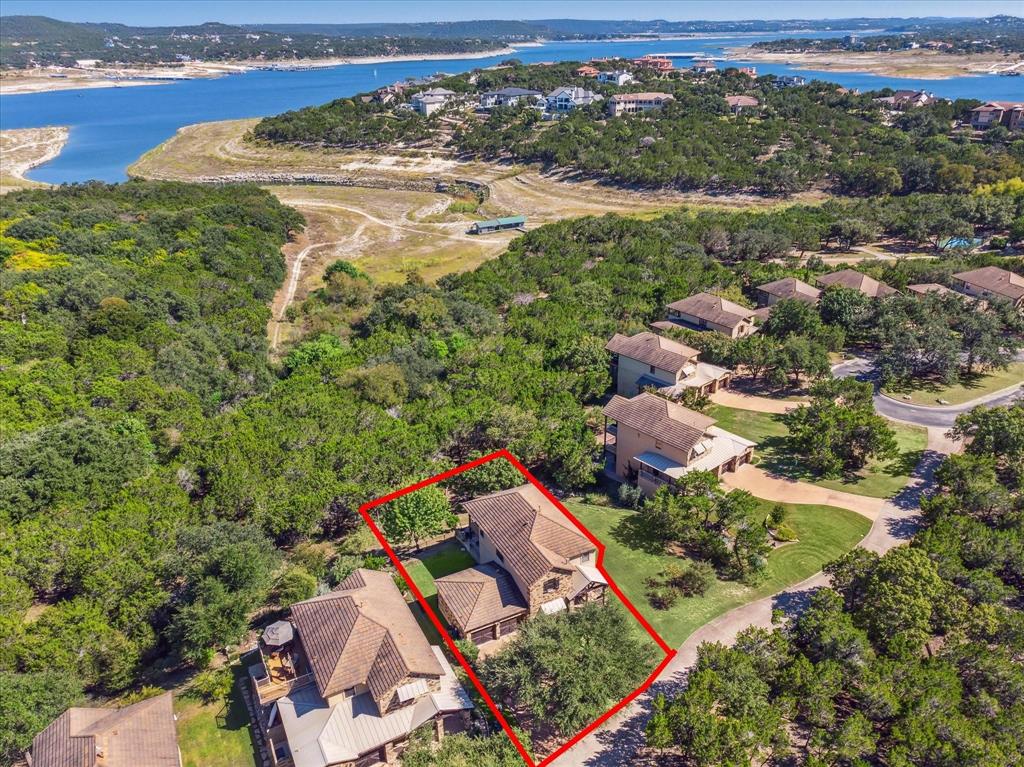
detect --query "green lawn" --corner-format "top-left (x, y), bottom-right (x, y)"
top-left (175, 669), bottom-right (258, 767)
top-left (566, 499), bottom-right (870, 647)
top-left (402, 539), bottom-right (476, 644)
top-left (708, 404), bottom-right (926, 499)
top-left (882, 362), bottom-right (1024, 406)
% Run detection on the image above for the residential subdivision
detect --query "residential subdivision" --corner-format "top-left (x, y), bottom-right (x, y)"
top-left (248, 568), bottom-right (472, 767)
top-left (438, 483), bottom-right (609, 645)
top-left (654, 291), bottom-right (759, 338)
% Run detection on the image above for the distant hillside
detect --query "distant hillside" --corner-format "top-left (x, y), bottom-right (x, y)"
top-left (1, 14), bottom-right (1007, 69)
top-left (752, 15), bottom-right (1024, 54)
top-left (0, 16), bottom-right (503, 68)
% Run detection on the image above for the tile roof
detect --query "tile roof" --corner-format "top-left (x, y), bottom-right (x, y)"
top-left (290, 569), bottom-right (442, 702)
top-left (435, 564), bottom-right (528, 633)
top-left (953, 266), bottom-right (1024, 302)
top-left (603, 392), bottom-right (716, 454)
top-left (756, 277), bottom-right (821, 303)
top-left (816, 269), bottom-right (898, 297)
top-left (605, 331), bottom-right (698, 372)
top-left (725, 95), bottom-right (760, 107)
top-left (30, 693), bottom-right (179, 767)
top-left (666, 292), bottom-right (756, 329)
top-left (609, 92), bottom-right (674, 102)
top-left (907, 283), bottom-right (954, 296)
top-left (462, 484), bottom-right (594, 587)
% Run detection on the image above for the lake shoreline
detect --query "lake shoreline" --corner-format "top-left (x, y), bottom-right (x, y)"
top-left (0, 125), bottom-right (69, 192)
top-left (728, 46), bottom-right (1024, 80)
top-left (0, 47), bottom-right (519, 96)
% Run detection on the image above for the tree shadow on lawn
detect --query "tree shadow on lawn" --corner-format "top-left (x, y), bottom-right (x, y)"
top-left (609, 511), bottom-right (669, 556)
top-left (759, 433), bottom-right (922, 492)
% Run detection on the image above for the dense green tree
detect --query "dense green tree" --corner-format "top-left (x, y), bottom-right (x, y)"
top-left (378, 485), bottom-right (457, 551)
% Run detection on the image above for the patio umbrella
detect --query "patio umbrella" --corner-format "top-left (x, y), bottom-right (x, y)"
top-left (262, 620), bottom-right (294, 646)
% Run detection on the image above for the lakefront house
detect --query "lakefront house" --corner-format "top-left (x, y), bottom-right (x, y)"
top-left (249, 569), bottom-right (472, 767)
top-left (605, 331), bottom-right (732, 397)
top-left (438, 484), bottom-right (608, 645)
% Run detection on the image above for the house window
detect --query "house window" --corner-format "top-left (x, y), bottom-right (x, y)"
top-left (581, 551), bottom-right (591, 563)
top-left (543, 578), bottom-right (560, 594)
top-left (655, 439), bottom-right (662, 449)
top-left (649, 365), bottom-right (656, 374)
top-left (495, 550), bottom-right (504, 563)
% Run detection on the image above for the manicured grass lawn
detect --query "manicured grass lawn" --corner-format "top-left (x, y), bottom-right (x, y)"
top-left (402, 539), bottom-right (476, 644)
top-left (708, 404), bottom-right (926, 499)
top-left (882, 362), bottom-right (1024, 406)
top-left (175, 669), bottom-right (257, 767)
top-left (566, 499), bottom-right (870, 647)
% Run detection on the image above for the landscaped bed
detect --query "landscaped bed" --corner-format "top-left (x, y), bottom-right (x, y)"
top-left (565, 499), bottom-right (871, 647)
top-left (881, 361), bottom-right (1024, 406)
top-left (708, 404), bottom-right (926, 499)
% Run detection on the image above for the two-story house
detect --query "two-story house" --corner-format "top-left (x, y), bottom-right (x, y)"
top-left (438, 484), bottom-right (608, 645)
top-left (478, 87), bottom-right (542, 108)
top-left (970, 101), bottom-right (1024, 131)
top-left (545, 85), bottom-right (602, 114)
top-left (816, 269), bottom-right (898, 299)
top-left (755, 277), bottom-right (821, 307)
top-left (951, 266), bottom-right (1024, 309)
top-left (602, 392), bottom-right (755, 496)
top-left (597, 69), bottom-right (634, 85)
top-left (28, 693), bottom-right (181, 767)
top-left (656, 292), bottom-right (758, 338)
top-left (605, 331), bottom-right (731, 397)
top-left (410, 88), bottom-right (456, 116)
top-left (606, 92), bottom-right (674, 117)
top-left (251, 569), bottom-right (472, 767)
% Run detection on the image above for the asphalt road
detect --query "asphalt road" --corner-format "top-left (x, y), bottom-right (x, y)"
top-left (832, 356), bottom-right (1023, 428)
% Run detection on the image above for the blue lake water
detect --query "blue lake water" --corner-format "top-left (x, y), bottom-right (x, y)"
top-left (2, 33), bottom-right (1022, 184)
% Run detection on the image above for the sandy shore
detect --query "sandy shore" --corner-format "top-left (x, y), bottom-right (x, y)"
top-left (0, 126), bottom-right (69, 192)
top-left (728, 46), bottom-right (1024, 79)
top-left (0, 47), bottom-right (518, 96)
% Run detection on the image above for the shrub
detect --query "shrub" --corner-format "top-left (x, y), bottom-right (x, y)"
top-left (275, 566), bottom-right (318, 606)
top-left (677, 561), bottom-right (716, 597)
top-left (767, 503), bottom-right (787, 528)
top-left (328, 553), bottom-right (364, 586)
top-left (617, 483), bottom-right (645, 510)
top-left (772, 524), bottom-right (799, 542)
top-left (289, 542), bottom-right (328, 580)
top-left (454, 638), bottom-right (479, 665)
top-left (648, 586), bottom-right (679, 610)
top-left (362, 554), bottom-right (389, 571)
top-left (190, 668), bottom-right (234, 703)
top-left (582, 492), bottom-right (611, 506)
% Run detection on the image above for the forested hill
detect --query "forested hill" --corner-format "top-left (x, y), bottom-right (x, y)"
top-left (2, 179), bottom-right (1022, 758)
top-left (251, 61), bottom-right (1022, 196)
top-left (0, 16), bottom-right (503, 68)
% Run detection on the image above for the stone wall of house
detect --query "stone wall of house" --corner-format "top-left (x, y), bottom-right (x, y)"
top-left (526, 567), bottom-right (579, 614)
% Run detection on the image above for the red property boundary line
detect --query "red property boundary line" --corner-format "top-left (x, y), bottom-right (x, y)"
top-left (358, 449), bottom-right (676, 767)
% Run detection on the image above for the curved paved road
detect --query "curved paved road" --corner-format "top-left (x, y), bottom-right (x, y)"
top-left (832, 356), bottom-right (1023, 429)
top-left (553, 431), bottom-right (946, 767)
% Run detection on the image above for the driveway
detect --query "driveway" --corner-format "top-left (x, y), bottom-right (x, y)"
top-left (721, 464), bottom-right (884, 520)
top-left (832, 356), bottom-right (1023, 429)
top-left (552, 430), bottom-right (949, 767)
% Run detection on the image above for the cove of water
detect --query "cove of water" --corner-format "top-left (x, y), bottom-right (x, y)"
top-left (1, 32), bottom-right (1021, 184)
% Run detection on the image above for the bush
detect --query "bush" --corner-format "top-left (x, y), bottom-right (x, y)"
top-left (289, 542), bottom-right (328, 580)
top-left (582, 492), bottom-right (612, 506)
top-left (988, 236), bottom-right (1007, 250)
top-left (275, 566), bottom-right (318, 606)
top-left (454, 638), bottom-right (479, 665)
top-left (648, 586), bottom-right (679, 610)
top-left (772, 524), bottom-right (799, 542)
top-left (362, 554), bottom-right (389, 571)
top-left (190, 668), bottom-right (234, 703)
top-left (328, 553), bottom-right (364, 586)
top-left (617, 483), bottom-right (645, 510)
top-left (767, 503), bottom-right (787, 528)
top-left (676, 562), bottom-right (716, 597)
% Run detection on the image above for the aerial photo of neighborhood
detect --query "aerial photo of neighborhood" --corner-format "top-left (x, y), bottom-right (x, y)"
top-left (1, 1), bottom-right (1023, 766)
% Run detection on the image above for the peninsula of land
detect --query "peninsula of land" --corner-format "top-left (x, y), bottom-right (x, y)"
top-left (0, 125), bottom-right (68, 192)
top-left (729, 46), bottom-right (1024, 78)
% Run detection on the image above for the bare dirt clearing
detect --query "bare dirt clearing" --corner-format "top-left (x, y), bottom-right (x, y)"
top-left (0, 126), bottom-right (69, 193)
top-left (129, 118), bottom-right (825, 349)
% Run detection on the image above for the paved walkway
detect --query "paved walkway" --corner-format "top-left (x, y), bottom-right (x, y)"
top-left (721, 464), bottom-right (884, 520)
top-left (709, 389), bottom-right (803, 414)
top-left (552, 429), bottom-right (950, 767)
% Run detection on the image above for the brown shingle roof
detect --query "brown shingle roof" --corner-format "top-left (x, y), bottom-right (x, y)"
top-left (725, 95), bottom-right (759, 107)
top-left (605, 332), bottom-right (698, 372)
top-left (290, 569), bottom-right (443, 701)
top-left (31, 693), bottom-right (179, 767)
top-left (463, 484), bottom-right (593, 587)
top-left (756, 277), bottom-right (821, 304)
top-left (435, 564), bottom-right (528, 633)
top-left (952, 266), bottom-right (1024, 302)
top-left (603, 392), bottom-right (716, 454)
top-left (816, 269), bottom-right (898, 298)
top-left (666, 292), bottom-right (756, 329)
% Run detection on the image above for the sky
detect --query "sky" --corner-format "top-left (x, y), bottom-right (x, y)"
top-left (2, 0), bottom-right (1021, 25)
